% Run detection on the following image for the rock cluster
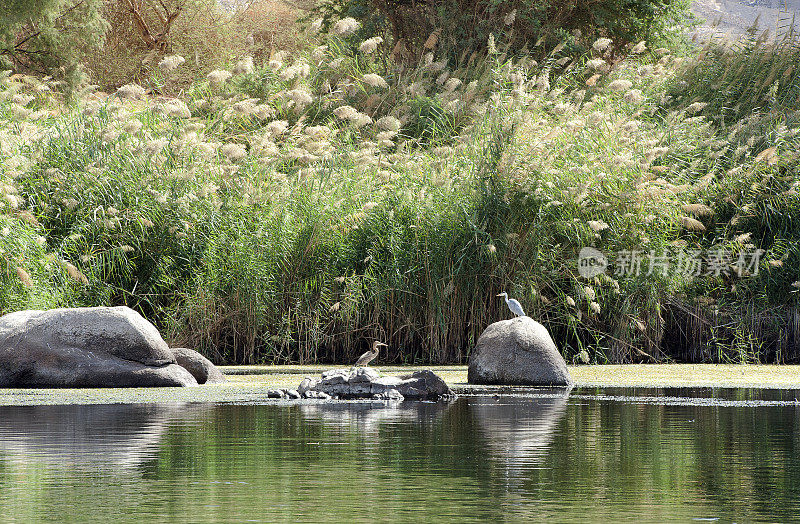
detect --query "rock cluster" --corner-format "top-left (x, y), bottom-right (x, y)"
top-left (0, 307), bottom-right (224, 388)
top-left (265, 368), bottom-right (453, 401)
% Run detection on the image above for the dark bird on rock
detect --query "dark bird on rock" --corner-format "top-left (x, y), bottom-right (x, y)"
top-left (354, 341), bottom-right (387, 367)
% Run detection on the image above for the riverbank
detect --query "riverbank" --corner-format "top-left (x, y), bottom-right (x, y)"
top-left (1, 364), bottom-right (799, 405)
top-left (1, 21), bottom-right (798, 365)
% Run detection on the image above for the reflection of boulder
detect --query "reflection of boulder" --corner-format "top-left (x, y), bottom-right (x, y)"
top-left (470, 390), bottom-right (570, 467)
top-left (0, 403), bottom-right (197, 469)
top-left (299, 400), bottom-right (453, 434)
top-left (469, 317), bottom-right (572, 386)
top-left (0, 307), bottom-right (223, 387)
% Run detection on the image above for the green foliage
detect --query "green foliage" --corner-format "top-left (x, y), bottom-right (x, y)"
top-left (1, 22), bottom-right (799, 365)
top-left (313, 0), bottom-right (691, 60)
top-left (0, 0), bottom-right (108, 88)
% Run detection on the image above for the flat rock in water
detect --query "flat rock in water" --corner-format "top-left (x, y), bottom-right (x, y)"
top-left (302, 367), bottom-right (453, 400)
top-left (0, 307), bottom-right (198, 387)
top-left (468, 316), bottom-right (572, 386)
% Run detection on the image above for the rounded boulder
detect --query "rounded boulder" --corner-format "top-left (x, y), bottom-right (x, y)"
top-left (468, 317), bottom-right (572, 386)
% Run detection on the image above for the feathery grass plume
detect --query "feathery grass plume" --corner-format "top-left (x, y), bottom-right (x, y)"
top-left (588, 220), bottom-right (609, 232)
top-left (144, 138), bottom-right (168, 155)
top-left (681, 216), bottom-right (706, 232)
top-left (333, 105), bottom-right (359, 120)
top-left (123, 119), bottom-right (143, 135)
top-left (487, 33), bottom-right (497, 54)
top-left (608, 79), bottom-right (633, 92)
top-left (310, 18), bottom-right (323, 33)
top-left (754, 147), bottom-right (777, 165)
top-left (504, 9), bottom-right (517, 25)
top-left (360, 37), bottom-right (383, 54)
top-left (266, 120), bottom-right (289, 136)
top-left (424, 30), bottom-right (439, 50)
top-left (586, 59), bottom-right (606, 71)
top-left (362, 201), bottom-right (379, 211)
top-left (353, 113), bottom-right (373, 127)
top-left (593, 38), bottom-right (613, 52)
top-left (589, 301), bottom-right (601, 314)
top-left (333, 17), bottom-right (360, 36)
top-left (62, 261), bottom-right (88, 284)
top-left (117, 84), bottom-right (145, 100)
top-left (585, 74), bottom-right (600, 86)
top-left (305, 125), bottom-right (332, 140)
top-left (631, 41), bottom-right (647, 54)
top-left (233, 57), bottom-right (254, 75)
top-left (207, 70), bottom-right (233, 84)
top-left (232, 98), bottom-right (257, 116)
top-left (157, 98), bottom-right (191, 118)
top-left (681, 203), bottom-right (714, 217)
top-left (312, 45), bottom-right (328, 62)
top-left (158, 55), bottom-right (185, 72)
top-left (362, 73), bottom-right (389, 89)
top-left (288, 88), bottom-right (313, 108)
top-left (12, 94), bottom-right (34, 106)
top-left (377, 116), bottom-right (401, 131)
top-left (686, 102), bottom-right (708, 114)
top-left (221, 143), bottom-right (247, 161)
top-left (645, 147), bottom-right (669, 162)
top-left (443, 78), bottom-right (462, 92)
top-left (624, 89), bottom-right (644, 103)
top-left (16, 267), bottom-right (32, 288)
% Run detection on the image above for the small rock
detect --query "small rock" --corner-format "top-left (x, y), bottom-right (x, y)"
top-left (372, 389), bottom-right (404, 401)
top-left (172, 347), bottom-right (225, 384)
top-left (285, 389), bottom-right (301, 400)
top-left (266, 389), bottom-right (284, 399)
top-left (298, 376), bottom-right (317, 395)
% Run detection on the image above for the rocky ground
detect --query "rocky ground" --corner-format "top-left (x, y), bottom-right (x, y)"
top-left (692, 0), bottom-right (800, 39)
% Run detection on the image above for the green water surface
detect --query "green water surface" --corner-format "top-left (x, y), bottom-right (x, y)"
top-left (0, 388), bottom-right (798, 522)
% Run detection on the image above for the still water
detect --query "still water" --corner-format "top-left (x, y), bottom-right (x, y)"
top-left (0, 388), bottom-right (798, 522)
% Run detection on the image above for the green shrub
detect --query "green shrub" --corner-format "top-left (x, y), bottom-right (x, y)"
top-left (313, 0), bottom-right (690, 60)
top-left (0, 0), bottom-right (107, 88)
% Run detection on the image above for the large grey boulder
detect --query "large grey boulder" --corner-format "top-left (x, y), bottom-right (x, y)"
top-left (172, 347), bottom-right (225, 384)
top-left (300, 368), bottom-right (453, 400)
top-left (0, 307), bottom-right (198, 387)
top-left (468, 316), bottom-right (572, 386)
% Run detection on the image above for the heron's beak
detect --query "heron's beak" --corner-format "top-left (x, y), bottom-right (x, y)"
top-left (496, 293), bottom-right (503, 297)
top-left (377, 342), bottom-right (388, 347)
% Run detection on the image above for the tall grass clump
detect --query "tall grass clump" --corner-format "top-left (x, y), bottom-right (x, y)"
top-left (0, 18), bottom-right (798, 365)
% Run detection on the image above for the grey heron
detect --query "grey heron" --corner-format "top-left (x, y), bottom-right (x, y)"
top-left (353, 340), bottom-right (387, 367)
top-left (497, 292), bottom-right (526, 317)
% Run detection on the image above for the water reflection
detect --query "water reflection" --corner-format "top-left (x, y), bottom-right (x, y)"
top-left (0, 390), bottom-right (797, 522)
top-left (470, 389), bottom-right (570, 469)
top-left (299, 400), bottom-right (454, 433)
top-left (0, 403), bottom-right (195, 469)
